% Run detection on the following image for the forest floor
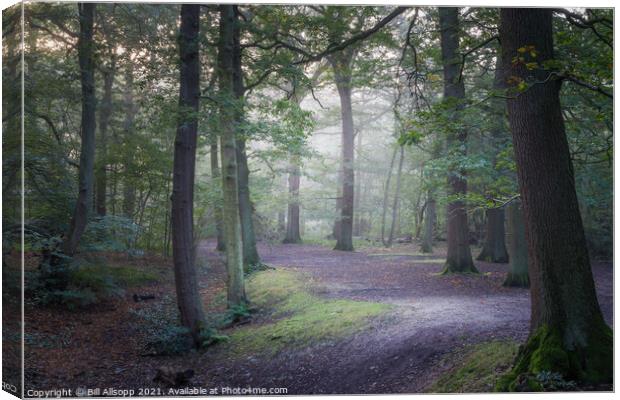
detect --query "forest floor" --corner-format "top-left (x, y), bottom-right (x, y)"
top-left (22, 240), bottom-right (613, 395)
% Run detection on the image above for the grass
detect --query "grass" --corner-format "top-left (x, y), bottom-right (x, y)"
top-left (226, 269), bottom-right (391, 356)
top-left (428, 341), bottom-right (519, 393)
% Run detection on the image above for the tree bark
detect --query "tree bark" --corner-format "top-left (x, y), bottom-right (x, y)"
top-left (64, 3), bottom-right (96, 256)
top-left (439, 7), bottom-right (477, 274)
top-left (476, 207), bottom-right (509, 263)
top-left (329, 51), bottom-right (355, 251)
top-left (497, 8), bottom-right (611, 388)
top-left (283, 154), bottom-right (302, 243)
top-left (210, 140), bottom-right (225, 251)
top-left (218, 4), bottom-right (247, 307)
top-left (170, 4), bottom-right (207, 345)
top-left (503, 199), bottom-right (528, 287)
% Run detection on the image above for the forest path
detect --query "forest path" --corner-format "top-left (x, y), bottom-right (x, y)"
top-left (203, 241), bottom-right (613, 393)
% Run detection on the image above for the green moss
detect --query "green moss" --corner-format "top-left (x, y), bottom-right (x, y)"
top-left (226, 269), bottom-right (390, 356)
top-left (529, 330), bottom-right (569, 374)
top-left (428, 341), bottom-right (519, 393)
top-left (496, 321), bottom-right (613, 391)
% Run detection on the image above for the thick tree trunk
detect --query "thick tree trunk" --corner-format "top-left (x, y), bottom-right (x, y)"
top-left (170, 4), bottom-right (207, 346)
top-left (329, 52), bottom-right (355, 251)
top-left (218, 4), bottom-right (246, 307)
top-left (283, 155), bottom-right (302, 243)
top-left (64, 3), bottom-right (96, 256)
top-left (210, 141), bottom-right (225, 251)
top-left (497, 8), bottom-right (611, 388)
top-left (477, 207), bottom-right (509, 263)
top-left (95, 55), bottom-right (115, 217)
top-left (387, 146), bottom-right (405, 247)
top-left (420, 194), bottom-right (436, 253)
top-left (503, 199), bottom-right (528, 287)
top-left (439, 7), bottom-right (477, 274)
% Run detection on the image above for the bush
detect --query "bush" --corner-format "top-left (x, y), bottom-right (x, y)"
top-left (81, 215), bottom-right (140, 253)
top-left (30, 257), bottom-right (157, 309)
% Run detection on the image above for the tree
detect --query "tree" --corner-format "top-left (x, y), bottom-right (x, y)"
top-left (476, 207), bottom-right (509, 263)
top-left (477, 47), bottom-right (510, 264)
top-left (63, 3), bottom-right (96, 256)
top-left (497, 8), bottom-right (611, 388)
top-left (438, 7), bottom-right (477, 274)
top-left (283, 153), bottom-right (302, 243)
top-left (232, 9), bottom-right (261, 268)
top-left (170, 4), bottom-right (207, 345)
top-left (419, 193), bottom-right (436, 253)
top-left (209, 139), bottom-right (225, 251)
top-left (218, 4), bottom-right (247, 307)
top-left (94, 7), bottom-right (117, 217)
top-left (503, 198), bottom-right (528, 287)
top-left (329, 47), bottom-right (356, 251)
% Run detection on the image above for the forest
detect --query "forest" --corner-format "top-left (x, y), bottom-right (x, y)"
top-left (2, 2), bottom-right (614, 396)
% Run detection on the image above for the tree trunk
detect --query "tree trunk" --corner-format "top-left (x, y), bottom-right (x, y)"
top-left (122, 64), bottom-right (137, 220)
top-left (277, 209), bottom-right (286, 236)
top-left (231, 8), bottom-right (260, 268)
top-left (503, 199), bottom-right (528, 287)
top-left (95, 53), bottom-right (115, 217)
top-left (439, 7), bottom-right (477, 274)
top-left (283, 155), bottom-right (302, 243)
top-left (210, 141), bottom-right (225, 251)
top-left (236, 139), bottom-right (260, 267)
top-left (477, 207), bottom-right (509, 263)
top-left (381, 145), bottom-right (398, 247)
top-left (387, 146), bottom-right (405, 247)
top-left (329, 51), bottom-right (355, 251)
top-left (64, 3), bottom-right (96, 256)
top-left (353, 131), bottom-right (362, 236)
top-left (420, 194), bottom-right (435, 253)
top-left (331, 168), bottom-right (342, 240)
top-left (170, 4), bottom-right (207, 346)
top-left (218, 4), bottom-right (246, 307)
top-left (497, 8), bottom-right (611, 388)
top-left (478, 47), bottom-right (511, 263)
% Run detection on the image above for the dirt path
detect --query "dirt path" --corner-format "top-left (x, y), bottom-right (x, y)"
top-left (234, 241), bottom-right (613, 394)
top-left (23, 241), bottom-right (612, 395)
